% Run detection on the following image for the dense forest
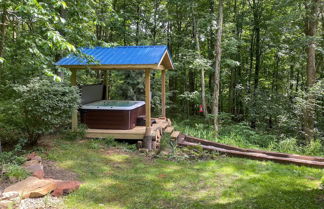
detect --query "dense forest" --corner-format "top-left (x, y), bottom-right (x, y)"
top-left (0, 0), bottom-right (323, 148)
top-left (0, 1), bottom-right (324, 208)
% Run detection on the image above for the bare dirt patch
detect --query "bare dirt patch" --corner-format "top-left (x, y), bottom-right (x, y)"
top-left (43, 160), bottom-right (79, 181)
top-left (0, 179), bottom-right (12, 193)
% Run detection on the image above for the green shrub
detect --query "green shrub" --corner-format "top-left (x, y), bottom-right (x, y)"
top-left (0, 139), bottom-right (27, 165)
top-left (62, 124), bottom-right (87, 141)
top-left (88, 140), bottom-right (101, 149)
top-left (103, 137), bottom-right (119, 147)
top-left (320, 176), bottom-right (324, 190)
top-left (304, 140), bottom-right (323, 156)
top-left (10, 77), bottom-right (80, 145)
top-left (0, 101), bottom-right (25, 146)
top-left (2, 164), bottom-right (29, 182)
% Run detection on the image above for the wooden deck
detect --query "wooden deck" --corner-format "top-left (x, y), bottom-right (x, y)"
top-left (85, 118), bottom-right (171, 140)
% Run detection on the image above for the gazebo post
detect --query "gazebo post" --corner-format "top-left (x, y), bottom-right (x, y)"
top-left (70, 69), bottom-right (78, 130)
top-left (143, 69), bottom-right (152, 150)
top-left (161, 70), bottom-right (166, 119)
top-left (103, 70), bottom-right (108, 100)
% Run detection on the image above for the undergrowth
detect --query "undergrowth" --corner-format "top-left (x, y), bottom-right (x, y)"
top-left (173, 117), bottom-right (324, 157)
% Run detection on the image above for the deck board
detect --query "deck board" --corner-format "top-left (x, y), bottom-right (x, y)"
top-left (86, 118), bottom-right (170, 140)
top-left (86, 126), bottom-right (146, 139)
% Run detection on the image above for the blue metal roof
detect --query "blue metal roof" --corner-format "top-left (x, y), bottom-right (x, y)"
top-left (56, 45), bottom-right (171, 66)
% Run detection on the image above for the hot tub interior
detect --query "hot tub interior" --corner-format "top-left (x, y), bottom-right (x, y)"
top-left (81, 100), bottom-right (145, 110)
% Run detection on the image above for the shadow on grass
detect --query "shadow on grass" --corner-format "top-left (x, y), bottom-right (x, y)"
top-left (47, 140), bottom-right (324, 209)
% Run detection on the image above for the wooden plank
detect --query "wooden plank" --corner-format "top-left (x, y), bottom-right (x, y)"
top-left (86, 127), bottom-right (145, 140)
top-left (167, 118), bottom-right (172, 126)
top-left (171, 131), bottom-right (180, 139)
top-left (70, 69), bottom-right (78, 130)
top-left (184, 135), bottom-right (324, 162)
top-left (178, 141), bottom-right (324, 168)
top-left (161, 70), bottom-right (166, 118)
top-left (165, 126), bottom-right (174, 134)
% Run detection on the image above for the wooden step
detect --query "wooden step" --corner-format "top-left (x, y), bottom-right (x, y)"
top-left (171, 131), bottom-right (180, 139)
top-left (165, 126), bottom-right (174, 134)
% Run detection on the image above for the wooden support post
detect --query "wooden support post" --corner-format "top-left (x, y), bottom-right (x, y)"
top-left (161, 70), bottom-right (166, 118)
top-left (70, 69), bottom-right (78, 130)
top-left (144, 69), bottom-right (152, 150)
top-left (103, 70), bottom-right (109, 100)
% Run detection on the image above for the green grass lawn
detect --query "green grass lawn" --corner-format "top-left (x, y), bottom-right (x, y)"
top-left (45, 138), bottom-right (324, 209)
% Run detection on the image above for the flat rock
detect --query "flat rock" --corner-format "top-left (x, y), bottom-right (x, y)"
top-left (0, 191), bottom-right (20, 201)
top-left (51, 180), bottom-right (81, 197)
top-left (4, 177), bottom-right (56, 199)
top-left (26, 153), bottom-right (41, 162)
top-left (23, 161), bottom-right (44, 179)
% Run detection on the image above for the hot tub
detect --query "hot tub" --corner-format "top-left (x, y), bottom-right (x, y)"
top-left (80, 100), bottom-right (145, 130)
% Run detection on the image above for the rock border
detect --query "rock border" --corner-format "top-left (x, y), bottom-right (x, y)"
top-left (0, 153), bottom-right (81, 208)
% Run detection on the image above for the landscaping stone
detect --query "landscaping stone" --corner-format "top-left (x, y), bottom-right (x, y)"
top-left (4, 177), bottom-right (56, 199)
top-left (19, 196), bottom-right (64, 209)
top-left (0, 200), bottom-right (14, 209)
top-left (26, 153), bottom-right (41, 162)
top-left (23, 160), bottom-right (44, 179)
top-left (0, 191), bottom-right (20, 201)
top-left (51, 180), bottom-right (81, 197)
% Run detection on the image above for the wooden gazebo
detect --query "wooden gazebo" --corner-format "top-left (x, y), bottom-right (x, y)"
top-left (56, 45), bottom-right (174, 149)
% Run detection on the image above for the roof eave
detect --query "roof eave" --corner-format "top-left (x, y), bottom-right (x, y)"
top-left (58, 64), bottom-right (166, 70)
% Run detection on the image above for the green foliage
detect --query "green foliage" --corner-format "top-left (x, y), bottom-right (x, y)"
top-left (304, 140), bottom-right (324, 156)
top-left (0, 139), bottom-right (27, 165)
top-left (88, 140), bottom-right (101, 150)
top-left (102, 137), bottom-right (119, 147)
top-left (174, 116), bottom-right (324, 156)
top-left (275, 138), bottom-right (300, 154)
top-left (2, 164), bottom-right (29, 182)
top-left (13, 78), bottom-right (80, 144)
top-left (0, 78), bottom-right (80, 145)
top-left (62, 125), bottom-right (87, 141)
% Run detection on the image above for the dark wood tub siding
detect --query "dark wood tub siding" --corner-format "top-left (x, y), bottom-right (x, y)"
top-left (80, 105), bottom-right (145, 130)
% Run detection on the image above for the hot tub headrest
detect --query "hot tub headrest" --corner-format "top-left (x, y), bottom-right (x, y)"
top-left (80, 84), bottom-right (104, 104)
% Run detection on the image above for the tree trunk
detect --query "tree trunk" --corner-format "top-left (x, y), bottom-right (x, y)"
top-left (194, 14), bottom-right (208, 118)
top-left (0, 7), bottom-right (7, 149)
top-left (250, 0), bottom-right (262, 129)
top-left (0, 4), bottom-right (7, 58)
top-left (212, 0), bottom-right (223, 135)
top-left (303, 0), bottom-right (319, 143)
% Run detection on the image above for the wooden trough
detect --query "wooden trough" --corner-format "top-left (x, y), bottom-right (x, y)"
top-left (176, 134), bottom-right (324, 168)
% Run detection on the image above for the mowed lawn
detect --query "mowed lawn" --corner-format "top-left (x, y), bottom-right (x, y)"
top-left (45, 139), bottom-right (324, 209)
